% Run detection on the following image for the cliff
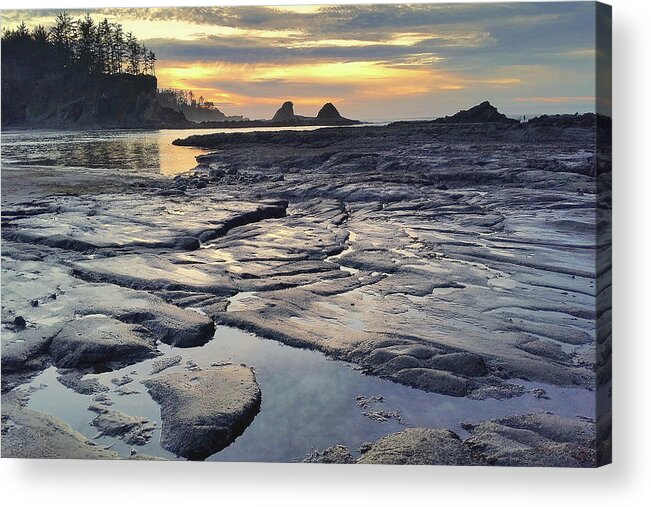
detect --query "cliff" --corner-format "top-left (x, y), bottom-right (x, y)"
top-left (2, 69), bottom-right (189, 129)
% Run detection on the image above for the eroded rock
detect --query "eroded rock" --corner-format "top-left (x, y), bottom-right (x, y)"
top-left (393, 368), bottom-right (469, 397)
top-left (305, 413), bottom-right (596, 467)
top-left (90, 407), bottom-right (156, 446)
top-left (1, 392), bottom-right (118, 459)
top-left (357, 428), bottom-right (478, 465)
top-left (143, 365), bottom-right (261, 460)
top-left (1, 325), bottom-right (60, 373)
top-left (304, 444), bottom-right (355, 464)
top-left (49, 316), bottom-right (157, 368)
top-left (151, 355), bottom-right (183, 374)
top-left (464, 412), bottom-right (596, 467)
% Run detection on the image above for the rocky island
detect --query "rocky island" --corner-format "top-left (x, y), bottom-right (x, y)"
top-left (432, 100), bottom-right (519, 124)
top-left (191, 100), bottom-right (360, 129)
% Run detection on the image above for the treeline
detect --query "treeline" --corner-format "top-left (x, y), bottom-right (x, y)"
top-left (1, 12), bottom-right (155, 76)
top-left (158, 88), bottom-right (220, 110)
top-left (156, 88), bottom-right (243, 123)
top-left (157, 88), bottom-right (201, 110)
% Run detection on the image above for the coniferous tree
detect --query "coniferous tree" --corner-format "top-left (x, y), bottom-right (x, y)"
top-left (76, 14), bottom-right (96, 72)
top-left (31, 24), bottom-right (49, 44)
top-left (50, 12), bottom-right (76, 66)
top-left (126, 32), bottom-right (140, 74)
top-left (15, 22), bottom-right (30, 38)
top-left (2, 12), bottom-right (159, 127)
top-left (96, 18), bottom-right (112, 74)
top-left (148, 49), bottom-right (156, 76)
top-left (142, 43), bottom-right (151, 74)
top-left (111, 23), bottom-right (126, 74)
top-left (2, 13), bottom-right (156, 78)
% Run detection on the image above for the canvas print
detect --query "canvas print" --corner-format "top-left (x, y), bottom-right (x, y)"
top-left (0, 2), bottom-right (611, 466)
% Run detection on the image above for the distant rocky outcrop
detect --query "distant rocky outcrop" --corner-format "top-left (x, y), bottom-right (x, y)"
top-left (316, 102), bottom-right (348, 122)
top-left (272, 101), bottom-right (299, 123)
top-left (182, 108), bottom-right (245, 123)
top-left (435, 101), bottom-right (518, 124)
top-left (171, 103), bottom-right (244, 124)
top-left (270, 100), bottom-right (358, 126)
top-left (198, 101), bottom-right (360, 129)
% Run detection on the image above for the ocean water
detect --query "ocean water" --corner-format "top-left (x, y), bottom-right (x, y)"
top-left (0, 125), bottom-right (366, 176)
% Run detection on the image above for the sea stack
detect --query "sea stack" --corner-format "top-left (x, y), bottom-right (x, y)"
top-left (316, 103), bottom-right (344, 121)
top-left (316, 102), bottom-right (358, 125)
top-left (271, 101), bottom-right (297, 123)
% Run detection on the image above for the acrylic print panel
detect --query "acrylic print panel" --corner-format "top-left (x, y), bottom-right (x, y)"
top-left (0, 2), bottom-right (611, 466)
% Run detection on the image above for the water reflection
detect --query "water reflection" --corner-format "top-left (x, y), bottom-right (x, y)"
top-left (1, 129), bottom-right (207, 176)
top-left (1, 125), bottom-right (356, 176)
top-left (24, 325), bottom-right (595, 462)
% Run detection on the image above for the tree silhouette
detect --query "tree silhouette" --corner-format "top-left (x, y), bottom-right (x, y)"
top-left (31, 25), bottom-right (49, 44)
top-left (50, 12), bottom-right (75, 66)
top-left (97, 19), bottom-right (112, 74)
top-left (111, 23), bottom-right (126, 74)
top-left (125, 32), bottom-right (141, 74)
top-left (1, 12), bottom-right (155, 77)
top-left (76, 15), bottom-right (96, 72)
top-left (147, 49), bottom-right (157, 76)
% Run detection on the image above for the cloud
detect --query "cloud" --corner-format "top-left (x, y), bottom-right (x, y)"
top-left (147, 34), bottom-right (467, 66)
top-left (1, 3), bottom-right (601, 119)
top-left (513, 96), bottom-right (595, 104)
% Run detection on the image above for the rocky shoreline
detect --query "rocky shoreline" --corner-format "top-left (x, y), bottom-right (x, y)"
top-left (1, 116), bottom-right (611, 464)
top-left (304, 413), bottom-right (596, 467)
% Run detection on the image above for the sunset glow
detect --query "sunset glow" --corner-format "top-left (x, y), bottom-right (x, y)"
top-left (2, 3), bottom-right (600, 119)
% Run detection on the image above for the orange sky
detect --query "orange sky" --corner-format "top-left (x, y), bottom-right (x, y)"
top-left (2, 4), bottom-right (604, 120)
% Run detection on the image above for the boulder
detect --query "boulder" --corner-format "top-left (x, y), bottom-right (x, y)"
top-left (143, 365), bottom-right (261, 460)
top-left (357, 428), bottom-right (477, 465)
top-left (304, 413), bottom-right (596, 467)
top-left (464, 412), bottom-right (596, 467)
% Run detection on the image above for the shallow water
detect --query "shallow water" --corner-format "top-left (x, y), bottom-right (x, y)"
top-left (0, 125), bottom-right (358, 176)
top-left (24, 324), bottom-right (595, 462)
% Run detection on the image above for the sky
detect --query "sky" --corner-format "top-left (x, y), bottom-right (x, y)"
top-left (2, 2), bottom-right (606, 121)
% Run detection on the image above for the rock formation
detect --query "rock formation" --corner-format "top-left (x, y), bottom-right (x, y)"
top-left (304, 413), bottom-right (597, 467)
top-left (266, 100), bottom-right (359, 126)
top-left (143, 366), bottom-right (262, 460)
top-left (271, 101), bottom-right (298, 123)
top-left (2, 71), bottom-right (189, 129)
top-left (435, 101), bottom-right (519, 124)
top-left (317, 102), bottom-right (343, 121)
